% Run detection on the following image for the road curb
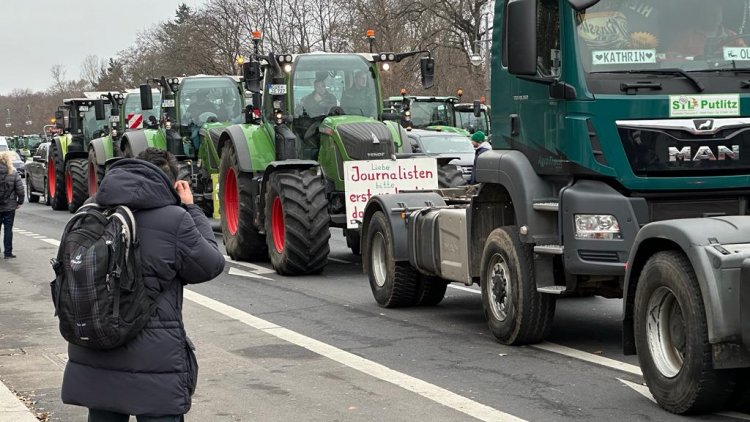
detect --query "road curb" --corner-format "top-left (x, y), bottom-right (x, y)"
top-left (0, 379), bottom-right (39, 422)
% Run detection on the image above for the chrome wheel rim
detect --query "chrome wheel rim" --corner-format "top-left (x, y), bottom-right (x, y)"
top-left (646, 286), bottom-right (685, 378)
top-left (488, 253), bottom-right (511, 322)
top-left (372, 232), bottom-right (388, 287)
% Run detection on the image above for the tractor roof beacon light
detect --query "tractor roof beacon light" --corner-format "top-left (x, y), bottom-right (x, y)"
top-left (366, 29), bottom-right (376, 53)
top-left (457, 89), bottom-right (464, 98)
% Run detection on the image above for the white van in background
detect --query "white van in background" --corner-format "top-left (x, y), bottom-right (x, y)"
top-left (0, 136), bottom-right (9, 151)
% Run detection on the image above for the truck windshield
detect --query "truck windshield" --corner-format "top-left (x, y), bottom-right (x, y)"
top-left (292, 54), bottom-right (378, 119)
top-left (576, 0), bottom-right (750, 73)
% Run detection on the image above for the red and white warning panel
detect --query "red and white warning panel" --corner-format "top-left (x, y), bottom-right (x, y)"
top-left (127, 113), bottom-right (143, 129)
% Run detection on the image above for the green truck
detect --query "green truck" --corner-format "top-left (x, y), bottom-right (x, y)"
top-left (360, 0), bottom-right (750, 414)
top-left (48, 97), bottom-right (108, 212)
top-left (212, 47), bottom-right (437, 275)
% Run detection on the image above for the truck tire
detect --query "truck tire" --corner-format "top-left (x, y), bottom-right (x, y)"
top-left (66, 158), bottom-right (88, 213)
top-left (366, 211), bottom-right (419, 307)
top-left (219, 143), bottom-right (267, 261)
top-left (26, 177), bottom-right (38, 203)
top-left (416, 275), bottom-right (448, 306)
top-left (480, 226), bottom-right (555, 345)
top-left (87, 148), bottom-right (104, 196)
top-left (438, 164), bottom-right (467, 188)
top-left (48, 142), bottom-right (67, 211)
top-left (634, 250), bottom-right (736, 414)
top-left (265, 169), bottom-right (330, 275)
top-left (345, 229), bottom-right (361, 255)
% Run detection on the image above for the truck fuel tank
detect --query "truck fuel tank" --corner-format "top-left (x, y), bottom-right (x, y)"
top-left (408, 207), bottom-right (472, 285)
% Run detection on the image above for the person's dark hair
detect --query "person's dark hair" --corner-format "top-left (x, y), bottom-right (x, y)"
top-left (136, 148), bottom-right (178, 184)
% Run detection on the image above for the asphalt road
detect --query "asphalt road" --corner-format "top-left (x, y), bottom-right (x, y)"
top-left (0, 201), bottom-right (748, 421)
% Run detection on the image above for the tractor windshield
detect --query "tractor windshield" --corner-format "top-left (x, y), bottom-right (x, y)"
top-left (409, 101), bottom-right (456, 128)
top-left (455, 110), bottom-right (488, 133)
top-left (576, 0), bottom-right (750, 73)
top-left (292, 54), bottom-right (378, 119)
top-left (179, 77), bottom-right (243, 125)
top-left (123, 93), bottom-right (162, 128)
top-left (82, 107), bottom-right (108, 142)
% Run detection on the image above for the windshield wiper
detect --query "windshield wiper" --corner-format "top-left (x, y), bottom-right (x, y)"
top-left (591, 68), bottom-right (705, 92)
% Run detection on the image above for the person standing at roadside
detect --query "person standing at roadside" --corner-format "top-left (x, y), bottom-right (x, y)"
top-left (0, 151), bottom-right (24, 258)
top-left (469, 131), bottom-right (491, 184)
top-left (60, 148), bottom-right (225, 421)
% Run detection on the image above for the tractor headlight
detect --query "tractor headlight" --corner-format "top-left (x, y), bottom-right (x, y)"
top-left (574, 214), bottom-right (622, 240)
top-left (382, 63), bottom-right (391, 71)
top-left (283, 64), bottom-right (292, 73)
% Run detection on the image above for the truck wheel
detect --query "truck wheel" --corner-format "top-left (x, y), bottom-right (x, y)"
top-left (219, 143), bottom-right (266, 261)
top-left (26, 177), bottom-right (38, 203)
top-left (634, 250), bottom-right (736, 414)
top-left (87, 148), bottom-right (104, 196)
top-left (438, 164), bottom-right (467, 188)
top-left (366, 211), bottom-right (419, 307)
top-left (416, 275), bottom-right (448, 306)
top-left (265, 169), bottom-right (330, 275)
top-left (66, 159), bottom-right (88, 213)
top-left (48, 142), bottom-right (67, 211)
top-left (345, 229), bottom-right (361, 255)
top-left (480, 226), bottom-right (555, 345)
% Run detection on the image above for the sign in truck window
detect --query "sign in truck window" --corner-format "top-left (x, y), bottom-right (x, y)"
top-left (669, 94), bottom-right (740, 117)
top-left (591, 49), bottom-right (656, 65)
top-left (344, 158), bottom-right (438, 229)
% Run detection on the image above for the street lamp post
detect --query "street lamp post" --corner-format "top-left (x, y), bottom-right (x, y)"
top-left (25, 105), bottom-right (32, 127)
top-left (469, 12), bottom-right (492, 102)
top-left (4, 108), bottom-right (11, 129)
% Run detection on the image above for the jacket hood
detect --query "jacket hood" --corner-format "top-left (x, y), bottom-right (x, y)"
top-left (95, 159), bottom-right (180, 210)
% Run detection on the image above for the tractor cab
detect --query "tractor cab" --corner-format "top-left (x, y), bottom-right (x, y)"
top-left (454, 101), bottom-right (491, 137)
top-left (387, 95), bottom-right (459, 130)
top-left (55, 98), bottom-right (108, 153)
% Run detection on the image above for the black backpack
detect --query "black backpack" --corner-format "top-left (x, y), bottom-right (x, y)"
top-left (50, 203), bottom-right (156, 349)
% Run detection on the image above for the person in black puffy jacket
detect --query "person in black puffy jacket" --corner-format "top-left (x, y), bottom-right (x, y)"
top-left (61, 149), bottom-right (225, 421)
top-left (0, 151), bottom-right (25, 258)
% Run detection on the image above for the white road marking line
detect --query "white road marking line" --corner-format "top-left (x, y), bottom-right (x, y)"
top-left (533, 342), bottom-right (642, 376)
top-left (227, 267), bottom-right (272, 281)
top-left (328, 257), bottom-right (354, 264)
top-left (184, 289), bottom-right (525, 422)
top-left (448, 284), bottom-right (481, 294)
top-left (618, 378), bottom-right (750, 420)
top-left (42, 239), bottom-right (60, 247)
top-left (222, 255), bottom-right (275, 274)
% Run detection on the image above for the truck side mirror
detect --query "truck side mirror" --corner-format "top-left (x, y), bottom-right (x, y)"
top-left (473, 100), bottom-right (482, 118)
top-left (507, 0), bottom-right (538, 76)
top-left (420, 57), bottom-right (435, 89)
top-left (140, 84), bottom-right (153, 110)
top-left (243, 61), bottom-right (262, 92)
top-left (94, 100), bottom-right (106, 121)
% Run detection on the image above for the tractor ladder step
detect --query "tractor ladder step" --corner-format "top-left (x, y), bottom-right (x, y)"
top-left (534, 244), bottom-right (564, 255)
top-left (537, 286), bottom-right (568, 294)
top-left (532, 200), bottom-right (559, 212)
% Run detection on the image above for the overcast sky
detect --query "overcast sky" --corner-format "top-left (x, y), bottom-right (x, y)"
top-left (0, 0), bottom-right (206, 95)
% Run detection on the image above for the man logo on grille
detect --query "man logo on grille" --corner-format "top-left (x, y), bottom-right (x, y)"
top-left (694, 119), bottom-right (713, 132)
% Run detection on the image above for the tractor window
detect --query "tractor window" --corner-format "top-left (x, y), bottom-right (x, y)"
top-left (455, 109), bottom-right (488, 133)
top-left (123, 93), bottom-right (162, 128)
top-left (409, 102), bottom-right (455, 128)
top-left (82, 108), bottom-right (108, 141)
top-left (292, 54), bottom-right (378, 119)
top-left (537, 0), bottom-right (561, 77)
top-left (178, 78), bottom-right (243, 126)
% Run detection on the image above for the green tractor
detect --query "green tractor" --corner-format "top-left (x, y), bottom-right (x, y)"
top-left (385, 94), bottom-right (466, 134)
top-left (215, 48), bottom-right (437, 275)
top-left (454, 101), bottom-right (491, 139)
top-left (127, 74), bottom-right (247, 217)
top-left (88, 89), bottom-right (162, 194)
top-left (48, 97), bottom-right (108, 212)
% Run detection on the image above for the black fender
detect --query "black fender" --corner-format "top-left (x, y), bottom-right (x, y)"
top-left (361, 192), bottom-right (447, 268)
top-left (218, 125), bottom-right (253, 172)
top-left (64, 151), bottom-right (88, 164)
top-left (50, 136), bottom-right (64, 163)
top-left (473, 149), bottom-right (556, 243)
top-left (121, 130), bottom-right (149, 157)
top-left (89, 138), bottom-right (107, 166)
top-left (622, 216), bottom-right (750, 366)
top-left (259, 160), bottom-right (320, 222)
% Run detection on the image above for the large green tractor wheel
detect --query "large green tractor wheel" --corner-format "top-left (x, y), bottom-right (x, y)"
top-left (87, 148), bottom-right (105, 196)
top-left (264, 169), bottom-right (330, 275)
top-left (66, 158), bottom-right (88, 213)
top-left (47, 142), bottom-right (67, 211)
top-left (219, 143), bottom-right (267, 261)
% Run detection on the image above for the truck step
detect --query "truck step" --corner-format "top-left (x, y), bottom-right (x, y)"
top-left (534, 244), bottom-right (564, 255)
top-left (537, 286), bottom-right (567, 294)
top-left (532, 200), bottom-right (559, 212)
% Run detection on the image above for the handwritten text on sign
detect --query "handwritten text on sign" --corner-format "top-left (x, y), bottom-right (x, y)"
top-left (344, 158), bottom-right (438, 228)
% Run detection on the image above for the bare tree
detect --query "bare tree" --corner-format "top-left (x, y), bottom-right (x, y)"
top-left (80, 55), bottom-right (103, 89)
